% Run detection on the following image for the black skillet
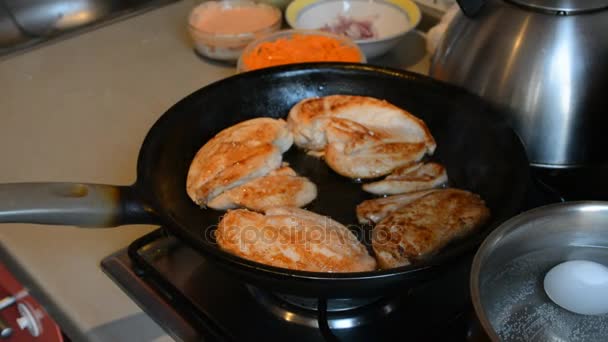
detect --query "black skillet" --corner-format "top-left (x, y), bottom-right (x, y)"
top-left (0, 64), bottom-right (529, 298)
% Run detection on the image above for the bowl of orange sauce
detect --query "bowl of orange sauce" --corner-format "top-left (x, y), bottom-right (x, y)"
top-left (188, 0), bottom-right (282, 62)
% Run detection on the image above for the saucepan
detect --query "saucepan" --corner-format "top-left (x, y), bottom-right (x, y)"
top-left (471, 201), bottom-right (608, 341)
top-left (0, 63), bottom-right (529, 298)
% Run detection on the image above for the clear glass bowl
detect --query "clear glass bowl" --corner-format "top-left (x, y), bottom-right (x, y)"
top-left (188, 0), bottom-right (282, 62)
top-left (236, 29), bottom-right (366, 72)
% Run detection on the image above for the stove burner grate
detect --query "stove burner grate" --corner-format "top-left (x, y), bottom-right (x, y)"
top-left (246, 285), bottom-right (401, 329)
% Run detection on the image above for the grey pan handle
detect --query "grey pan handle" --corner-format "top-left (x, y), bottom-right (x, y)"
top-left (0, 183), bottom-right (157, 228)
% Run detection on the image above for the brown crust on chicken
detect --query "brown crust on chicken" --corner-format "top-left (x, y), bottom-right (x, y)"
top-left (207, 167), bottom-right (317, 211)
top-left (186, 118), bottom-right (293, 206)
top-left (289, 95), bottom-right (435, 150)
top-left (287, 95), bottom-right (436, 178)
top-left (372, 189), bottom-right (490, 269)
top-left (356, 189), bottom-right (440, 224)
top-left (216, 207), bottom-right (377, 272)
top-left (362, 162), bottom-right (448, 195)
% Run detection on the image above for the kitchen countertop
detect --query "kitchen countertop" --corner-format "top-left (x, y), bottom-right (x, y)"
top-left (0, 1), bottom-right (432, 341)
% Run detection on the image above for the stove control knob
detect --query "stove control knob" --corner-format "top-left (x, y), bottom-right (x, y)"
top-left (0, 316), bottom-right (12, 339)
top-left (16, 303), bottom-right (41, 337)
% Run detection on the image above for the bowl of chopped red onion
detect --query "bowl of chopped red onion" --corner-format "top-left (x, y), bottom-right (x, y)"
top-left (286, 0), bottom-right (421, 59)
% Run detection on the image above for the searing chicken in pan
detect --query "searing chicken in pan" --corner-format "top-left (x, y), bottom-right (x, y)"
top-left (186, 118), bottom-right (293, 206)
top-left (207, 166), bottom-right (317, 211)
top-left (216, 207), bottom-right (377, 272)
top-left (187, 96), bottom-right (490, 273)
top-left (371, 189), bottom-right (490, 269)
top-left (186, 118), bottom-right (318, 211)
top-left (362, 162), bottom-right (448, 195)
top-left (356, 189), bottom-right (440, 225)
top-left (287, 95), bottom-right (436, 179)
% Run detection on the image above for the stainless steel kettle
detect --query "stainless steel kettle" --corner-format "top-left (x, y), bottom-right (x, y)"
top-left (430, 0), bottom-right (608, 168)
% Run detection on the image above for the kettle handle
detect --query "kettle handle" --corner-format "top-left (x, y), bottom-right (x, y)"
top-left (456, 0), bottom-right (486, 17)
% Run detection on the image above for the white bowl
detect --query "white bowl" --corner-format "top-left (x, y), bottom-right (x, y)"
top-left (286, 0), bottom-right (421, 59)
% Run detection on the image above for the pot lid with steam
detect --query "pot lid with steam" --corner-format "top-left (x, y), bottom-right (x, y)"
top-left (508, 0), bottom-right (608, 13)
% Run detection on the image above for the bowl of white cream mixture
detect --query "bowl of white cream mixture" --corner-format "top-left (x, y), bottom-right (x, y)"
top-left (188, 0), bottom-right (282, 61)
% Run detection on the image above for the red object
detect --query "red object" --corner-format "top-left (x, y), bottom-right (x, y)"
top-left (0, 263), bottom-right (64, 341)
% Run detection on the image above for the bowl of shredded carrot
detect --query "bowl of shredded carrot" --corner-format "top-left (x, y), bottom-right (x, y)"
top-left (237, 29), bottom-right (366, 72)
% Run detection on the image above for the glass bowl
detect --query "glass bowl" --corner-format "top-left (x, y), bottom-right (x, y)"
top-left (188, 0), bottom-right (282, 62)
top-left (236, 29), bottom-right (366, 72)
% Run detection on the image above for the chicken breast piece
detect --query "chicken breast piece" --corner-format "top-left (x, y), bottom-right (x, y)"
top-left (213, 117), bottom-right (293, 153)
top-left (356, 189), bottom-right (440, 224)
top-left (216, 207), bottom-right (377, 272)
top-left (207, 167), bottom-right (318, 211)
top-left (384, 162), bottom-right (424, 176)
top-left (288, 95), bottom-right (436, 153)
top-left (287, 95), bottom-right (436, 178)
top-left (362, 162), bottom-right (448, 195)
top-left (372, 189), bottom-right (490, 269)
top-left (187, 118), bottom-right (293, 206)
top-left (319, 118), bottom-right (428, 178)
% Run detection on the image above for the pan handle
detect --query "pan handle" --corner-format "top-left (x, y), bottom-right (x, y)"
top-left (0, 183), bottom-right (158, 227)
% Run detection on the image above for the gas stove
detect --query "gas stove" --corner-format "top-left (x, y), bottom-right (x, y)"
top-left (103, 229), bottom-right (477, 342)
top-left (101, 167), bottom-right (606, 342)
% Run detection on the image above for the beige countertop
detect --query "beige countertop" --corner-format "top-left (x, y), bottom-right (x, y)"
top-left (0, 1), bottom-right (431, 340)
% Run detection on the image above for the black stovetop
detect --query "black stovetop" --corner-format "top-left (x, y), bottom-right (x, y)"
top-left (101, 167), bottom-right (607, 342)
top-left (109, 229), bottom-right (477, 342)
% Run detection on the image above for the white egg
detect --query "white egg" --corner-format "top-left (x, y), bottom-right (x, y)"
top-left (544, 260), bottom-right (608, 315)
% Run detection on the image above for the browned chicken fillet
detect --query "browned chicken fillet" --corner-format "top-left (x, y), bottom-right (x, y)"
top-left (362, 162), bottom-right (448, 195)
top-left (216, 207), bottom-right (377, 272)
top-left (372, 189), bottom-right (490, 269)
top-left (325, 139), bottom-right (428, 178)
top-left (356, 189), bottom-right (440, 224)
top-left (322, 118), bottom-right (429, 178)
top-left (287, 95), bottom-right (436, 178)
top-left (186, 118), bottom-right (293, 206)
top-left (207, 167), bottom-right (318, 211)
top-left (288, 95), bottom-right (436, 152)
